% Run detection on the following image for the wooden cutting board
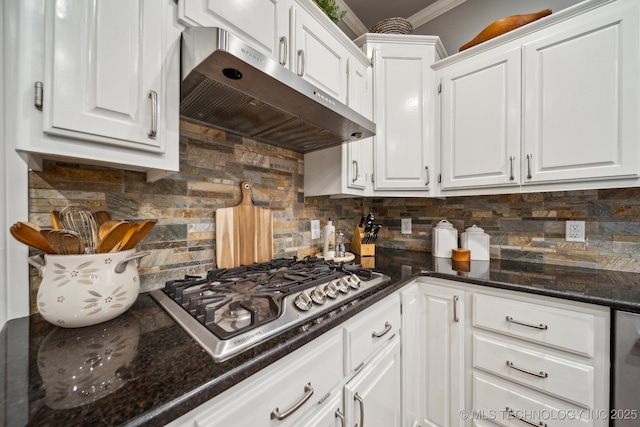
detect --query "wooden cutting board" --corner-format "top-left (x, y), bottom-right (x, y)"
top-left (215, 182), bottom-right (273, 268)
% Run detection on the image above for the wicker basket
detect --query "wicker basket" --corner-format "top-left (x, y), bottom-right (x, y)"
top-left (369, 17), bottom-right (413, 35)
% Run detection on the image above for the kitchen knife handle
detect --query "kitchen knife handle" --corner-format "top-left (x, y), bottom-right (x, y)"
top-left (352, 160), bottom-right (360, 182)
top-left (526, 154), bottom-right (533, 179)
top-left (509, 156), bottom-right (515, 181)
top-left (297, 50), bottom-right (305, 77)
top-left (359, 215), bottom-right (366, 228)
top-left (278, 36), bottom-right (288, 66)
top-left (270, 383), bottom-right (314, 420)
top-left (148, 90), bottom-right (158, 139)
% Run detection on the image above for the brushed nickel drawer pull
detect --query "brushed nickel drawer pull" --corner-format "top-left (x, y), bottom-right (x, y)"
top-left (372, 321), bottom-right (392, 338)
top-left (506, 406), bottom-right (548, 427)
top-left (148, 90), bottom-right (158, 139)
top-left (270, 382), bottom-right (314, 420)
top-left (453, 295), bottom-right (459, 323)
top-left (526, 154), bottom-right (533, 179)
top-left (506, 316), bottom-right (548, 330)
top-left (506, 360), bottom-right (548, 378)
top-left (352, 160), bottom-right (359, 182)
top-left (509, 156), bottom-right (515, 181)
top-left (278, 36), bottom-right (288, 66)
top-left (297, 50), bottom-right (305, 77)
top-left (425, 166), bottom-right (430, 186)
top-left (355, 392), bottom-right (365, 427)
top-left (335, 408), bottom-right (346, 427)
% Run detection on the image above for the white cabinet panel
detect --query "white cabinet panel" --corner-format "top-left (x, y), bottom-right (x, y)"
top-left (440, 47), bottom-right (521, 189)
top-left (522, 1), bottom-right (640, 183)
top-left (299, 392), bottom-right (344, 427)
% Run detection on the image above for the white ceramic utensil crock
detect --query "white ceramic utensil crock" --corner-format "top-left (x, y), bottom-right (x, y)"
top-left (29, 249), bottom-right (149, 328)
top-left (432, 219), bottom-right (458, 258)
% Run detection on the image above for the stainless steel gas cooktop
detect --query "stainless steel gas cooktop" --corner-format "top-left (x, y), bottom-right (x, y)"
top-left (150, 257), bottom-right (390, 362)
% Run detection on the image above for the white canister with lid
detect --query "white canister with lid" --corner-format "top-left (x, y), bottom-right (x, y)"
top-left (432, 220), bottom-right (458, 258)
top-left (461, 225), bottom-right (490, 260)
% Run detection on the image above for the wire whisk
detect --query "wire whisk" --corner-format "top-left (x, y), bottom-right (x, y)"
top-left (59, 205), bottom-right (99, 254)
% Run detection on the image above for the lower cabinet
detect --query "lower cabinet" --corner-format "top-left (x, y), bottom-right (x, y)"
top-left (411, 277), bottom-right (610, 427)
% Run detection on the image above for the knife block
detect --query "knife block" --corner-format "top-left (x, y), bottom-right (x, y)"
top-left (350, 226), bottom-right (375, 256)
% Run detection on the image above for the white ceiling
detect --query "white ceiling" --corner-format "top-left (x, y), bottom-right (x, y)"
top-left (336, 0), bottom-right (467, 37)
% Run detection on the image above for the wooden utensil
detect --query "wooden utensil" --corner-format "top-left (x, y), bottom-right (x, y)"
top-left (44, 229), bottom-right (86, 255)
top-left (50, 210), bottom-right (63, 230)
top-left (97, 221), bottom-right (132, 253)
top-left (215, 182), bottom-right (273, 268)
top-left (10, 222), bottom-right (56, 253)
top-left (120, 220), bottom-right (157, 251)
top-left (93, 210), bottom-right (112, 227)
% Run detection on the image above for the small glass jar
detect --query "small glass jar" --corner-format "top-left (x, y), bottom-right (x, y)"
top-left (336, 229), bottom-right (345, 257)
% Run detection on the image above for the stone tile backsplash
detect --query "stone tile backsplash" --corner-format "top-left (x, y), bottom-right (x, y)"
top-left (26, 121), bottom-right (640, 313)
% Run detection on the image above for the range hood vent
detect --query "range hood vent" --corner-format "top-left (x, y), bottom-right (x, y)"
top-left (180, 27), bottom-right (375, 153)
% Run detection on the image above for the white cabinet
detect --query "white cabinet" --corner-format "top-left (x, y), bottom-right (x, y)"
top-left (420, 282), bottom-right (465, 427)
top-left (435, 0), bottom-right (640, 194)
top-left (6, 0), bottom-right (180, 181)
top-left (344, 335), bottom-right (402, 427)
top-left (357, 34), bottom-right (445, 195)
top-left (177, 0), bottom-right (291, 65)
top-left (168, 328), bottom-right (344, 427)
top-left (438, 47), bottom-right (521, 190)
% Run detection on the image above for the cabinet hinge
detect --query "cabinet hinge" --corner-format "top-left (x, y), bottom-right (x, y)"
top-left (437, 83), bottom-right (442, 94)
top-left (438, 173), bottom-right (442, 184)
top-left (34, 81), bottom-right (43, 111)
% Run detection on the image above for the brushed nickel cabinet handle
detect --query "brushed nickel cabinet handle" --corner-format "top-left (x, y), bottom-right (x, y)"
top-left (34, 81), bottom-right (43, 110)
top-left (297, 50), bottom-right (305, 77)
top-left (526, 154), bottom-right (532, 179)
top-left (148, 90), bottom-right (158, 139)
top-left (453, 295), bottom-right (459, 322)
top-left (506, 407), bottom-right (548, 427)
top-left (335, 408), bottom-right (346, 427)
top-left (506, 316), bottom-right (548, 330)
top-left (425, 166), bottom-right (430, 186)
top-left (270, 383), bottom-right (314, 420)
top-left (352, 160), bottom-right (359, 182)
top-left (509, 156), bottom-right (515, 181)
top-left (355, 393), bottom-right (365, 427)
top-left (506, 360), bottom-right (548, 378)
top-left (278, 36), bottom-right (288, 66)
top-left (372, 321), bottom-right (391, 338)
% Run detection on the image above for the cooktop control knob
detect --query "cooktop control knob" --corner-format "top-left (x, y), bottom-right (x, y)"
top-left (348, 274), bottom-right (361, 290)
top-left (337, 277), bottom-right (350, 293)
top-left (310, 286), bottom-right (327, 305)
top-left (324, 281), bottom-right (340, 299)
top-left (294, 292), bottom-right (313, 311)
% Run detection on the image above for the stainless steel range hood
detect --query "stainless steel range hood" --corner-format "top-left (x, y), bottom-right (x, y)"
top-left (180, 27), bottom-right (375, 153)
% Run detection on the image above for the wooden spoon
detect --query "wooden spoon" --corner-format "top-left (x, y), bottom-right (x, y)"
top-left (97, 221), bottom-right (132, 253)
top-left (10, 222), bottom-right (56, 253)
top-left (50, 210), bottom-right (63, 230)
top-left (94, 210), bottom-right (112, 227)
top-left (120, 220), bottom-right (157, 251)
top-left (44, 229), bottom-right (86, 255)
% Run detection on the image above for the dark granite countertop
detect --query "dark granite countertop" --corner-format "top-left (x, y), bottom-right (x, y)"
top-left (3, 249), bottom-right (640, 426)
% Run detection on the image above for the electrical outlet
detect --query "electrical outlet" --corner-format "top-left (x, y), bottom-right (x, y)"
top-left (566, 220), bottom-right (585, 242)
top-left (401, 218), bottom-right (412, 235)
top-left (310, 220), bottom-right (320, 240)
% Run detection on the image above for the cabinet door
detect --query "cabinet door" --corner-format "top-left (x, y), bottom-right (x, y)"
top-left (178, 0), bottom-right (291, 65)
top-left (299, 391), bottom-right (344, 427)
top-left (346, 58), bottom-right (372, 191)
top-left (344, 335), bottom-right (402, 427)
top-left (372, 45), bottom-right (432, 190)
top-left (421, 283), bottom-right (465, 427)
top-left (43, 0), bottom-right (163, 152)
top-left (439, 47), bottom-right (521, 190)
top-left (522, 0), bottom-right (640, 184)
top-left (292, 4), bottom-right (348, 103)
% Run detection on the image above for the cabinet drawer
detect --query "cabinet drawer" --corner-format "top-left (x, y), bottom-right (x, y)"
top-left (473, 334), bottom-right (594, 408)
top-left (473, 293), bottom-right (596, 356)
top-left (344, 293), bottom-right (401, 373)
top-left (473, 374), bottom-right (593, 427)
top-left (182, 329), bottom-right (344, 427)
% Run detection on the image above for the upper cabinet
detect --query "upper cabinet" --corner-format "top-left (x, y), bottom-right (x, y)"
top-left (177, 0), bottom-right (291, 66)
top-left (435, 0), bottom-right (640, 195)
top-left (357, 34), bottom-right (445, 195)
top-left (5, 0), bottom-right (181, 181)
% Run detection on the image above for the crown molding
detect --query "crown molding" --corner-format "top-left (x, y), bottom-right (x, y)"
top-left (335, 0), bottom-right (369, 36)
top-left (408, 0), bottom-right (468, 29)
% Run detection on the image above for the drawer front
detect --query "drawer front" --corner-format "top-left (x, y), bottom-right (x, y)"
top-left (191, 329), bottom-right (344, 427)
top-left (473, 374), bottom-right (593, 427)
top-left (345, 293), bottom-right (401, 373)
top-left (473, 293), bottom-right (596, 356)
top-left (473, 334), bottom-right (595, 408)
